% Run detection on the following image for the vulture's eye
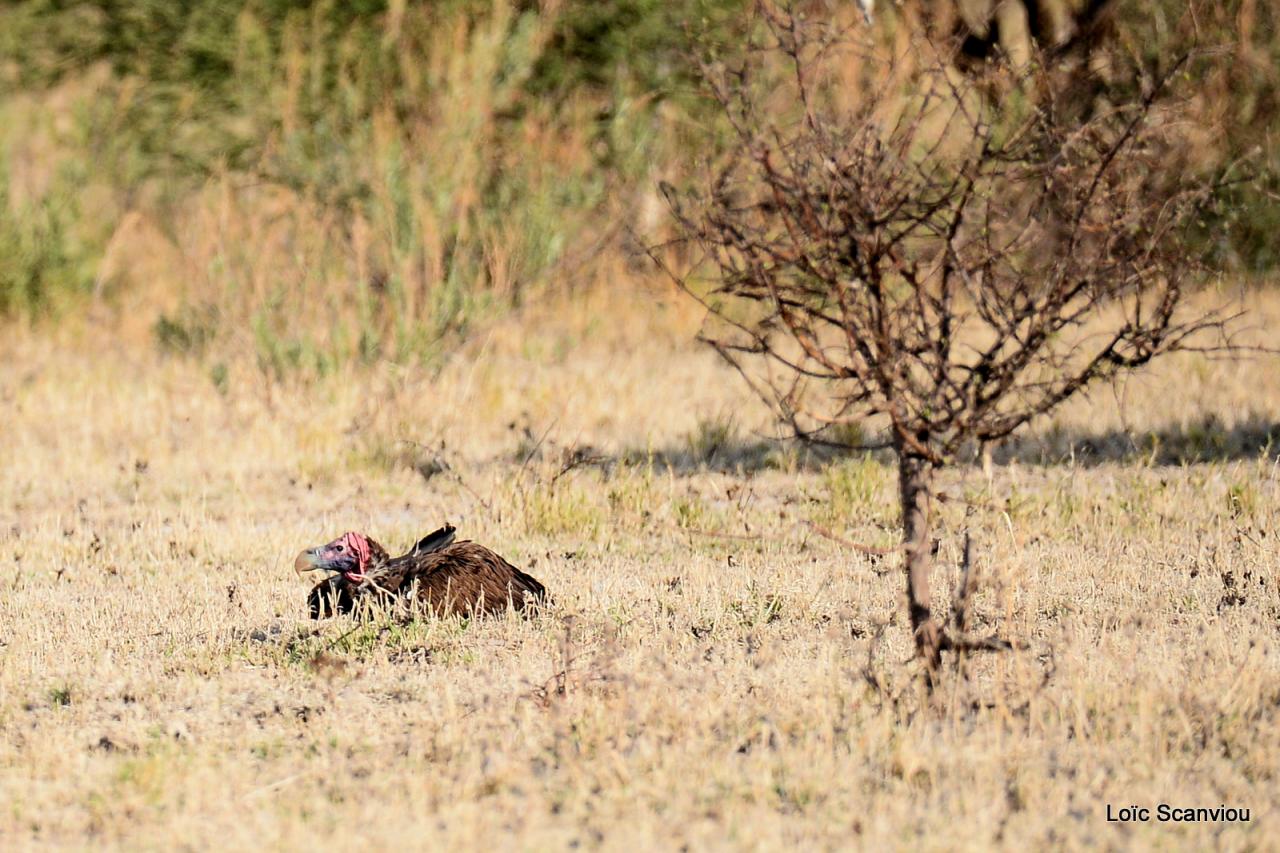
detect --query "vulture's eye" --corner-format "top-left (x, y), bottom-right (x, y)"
top-left (335, 545), bottom-right (345, 552)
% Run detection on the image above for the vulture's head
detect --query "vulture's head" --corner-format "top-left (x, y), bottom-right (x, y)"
top-left (294, 531), bottom-right (387, 583)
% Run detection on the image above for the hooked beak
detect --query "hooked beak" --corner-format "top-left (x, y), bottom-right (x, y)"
top-left (294, 548), bottom-right (343, 576)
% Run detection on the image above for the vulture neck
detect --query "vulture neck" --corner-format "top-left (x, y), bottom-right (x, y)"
top-left (351, 538), bottom-right (394, 588)
top-left (363, 538), bottom-right (391, 565)
top-left (357, 540), bottom-right (405, 589)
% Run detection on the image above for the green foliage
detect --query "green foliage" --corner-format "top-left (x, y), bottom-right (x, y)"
top-left (521, 482), bottom-right (604, 538)
top-left (0, 162), bottom-right (96, 318)
top-left (820, 456), bottom-right (892, 527)
top-left (0, 0), bottom-right (749, 363)
top-left (153, 307), bottom-right (218, 355)
top-left (208, 361), bottom-right (230, 394)
top-left (1109, 1), bottom-right (1280, 272)
top-left (1, 0), bottom-right (1276, 356)
top-left (528, 0), bottom-right (745, 98)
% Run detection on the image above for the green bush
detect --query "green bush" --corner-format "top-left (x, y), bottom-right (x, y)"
top-left (0, 0), bottom-right (753, 361)
top-left (0, 166), bottom-right (95, 318)
top-left (0, 0), bottom-right (1274, 353)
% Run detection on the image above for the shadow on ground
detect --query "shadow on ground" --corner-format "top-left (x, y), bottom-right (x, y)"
top-left (600, 414), bottom-right (1280, 475)
top-left (611, 438), bottom-right (859, 474)
top-left (992, 414), bottom-right (1280, 467)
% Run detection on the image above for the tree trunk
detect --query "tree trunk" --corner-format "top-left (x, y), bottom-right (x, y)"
top-left (898, 446), bottom-right (943, 683)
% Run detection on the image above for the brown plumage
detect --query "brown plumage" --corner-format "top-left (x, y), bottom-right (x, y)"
top-left (296, 526), bottom-right (546, 619)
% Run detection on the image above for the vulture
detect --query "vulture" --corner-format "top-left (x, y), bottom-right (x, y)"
top-left (294, 525), bottom-right (546, 619)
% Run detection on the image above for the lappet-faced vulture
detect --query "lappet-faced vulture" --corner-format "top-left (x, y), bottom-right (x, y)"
top-left (295, 525), bottom-right (546, 619)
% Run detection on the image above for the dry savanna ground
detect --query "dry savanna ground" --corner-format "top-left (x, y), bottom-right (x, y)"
top-left (2, 287), bottom-right (1279, 850)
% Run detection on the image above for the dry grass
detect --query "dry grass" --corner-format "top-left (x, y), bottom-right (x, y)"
top-left (2, 286), bottom-right (1279, 850)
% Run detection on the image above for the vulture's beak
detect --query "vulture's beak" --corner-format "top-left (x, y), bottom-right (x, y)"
top-left (294, 543), bottom-right (360, 580)
top-left (294, 549), bottom-right (318, 576)
top-left (294, 548), bottom-right (342, 576)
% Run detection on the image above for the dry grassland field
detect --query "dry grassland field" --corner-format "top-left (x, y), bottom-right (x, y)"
top-left (3, 288), bottom-right (1280, 850)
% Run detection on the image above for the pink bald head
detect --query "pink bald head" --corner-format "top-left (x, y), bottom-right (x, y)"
top-left (294, 531), bottom-right (376, 583)
top-left (337, 531), bottom-right (371, 579)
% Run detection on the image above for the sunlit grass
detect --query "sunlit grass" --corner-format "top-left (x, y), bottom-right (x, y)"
top-left (1, 292), bottom-right (1278, 846)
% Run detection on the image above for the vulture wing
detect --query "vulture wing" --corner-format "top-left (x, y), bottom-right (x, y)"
top-left (412, 524), bottom-right (457, 555)
top-left (307, 576), bottom-right (356, 618)
top-left (395, 542), bottom-right (546, 616)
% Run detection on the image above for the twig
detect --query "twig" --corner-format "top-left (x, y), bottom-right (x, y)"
top-left (663, 522), bottom-right (767, 542)
top-left (244, 773), bottom-right (308, 800)
top-left (940, 633), bottom-right (1025, 653)
top-left (803, 521), bottom-right (897, 556)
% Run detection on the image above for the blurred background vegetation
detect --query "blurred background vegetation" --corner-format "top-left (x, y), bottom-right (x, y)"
top-left (0, 0), bottom-right (1274, 375)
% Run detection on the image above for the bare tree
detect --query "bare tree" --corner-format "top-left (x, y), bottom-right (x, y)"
top-left (659, 5), bottom-right (1239, 684)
